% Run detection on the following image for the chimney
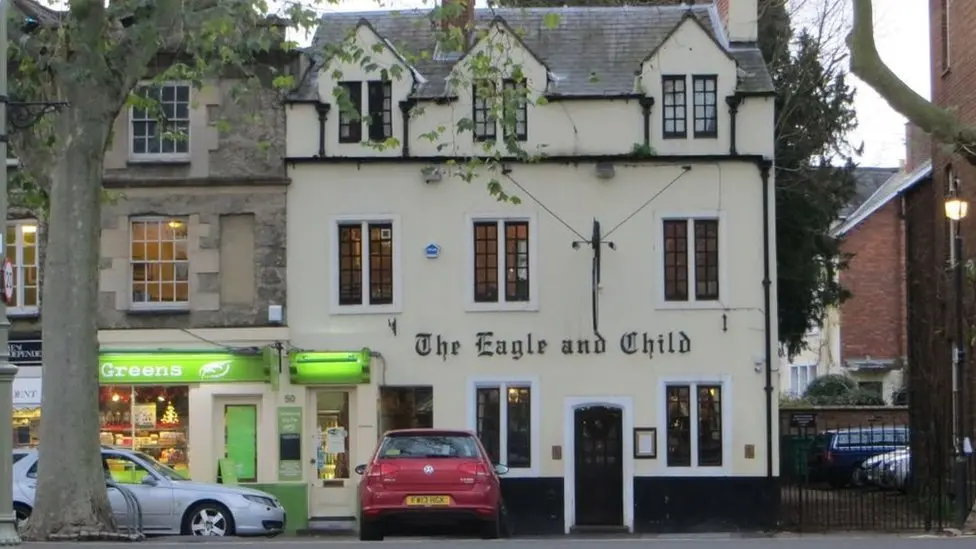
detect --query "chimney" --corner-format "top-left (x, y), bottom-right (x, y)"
top-left (717, 0), bottom-right (758, 44)
top-left (439, 0), bottom-right (475, 48)
top-left (904, 122), bottom-right (930, 172)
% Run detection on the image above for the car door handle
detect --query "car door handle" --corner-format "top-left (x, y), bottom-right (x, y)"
top-left (26, 483), bottom-right (35, 489)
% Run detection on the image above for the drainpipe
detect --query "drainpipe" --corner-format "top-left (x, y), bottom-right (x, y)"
top-left (399, 99), bottom-right (417, 158)
top-left (314, 103), bottom-right (330, 157)
top-left (638, 97), bottom-right (655, 147)
top-left (760, 160), bottom-right (774, 486)
top-left (725, 94), bottom-right (743, 155)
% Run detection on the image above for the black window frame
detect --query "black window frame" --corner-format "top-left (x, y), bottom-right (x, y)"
top-left (337, 81), bottom-right (363, 144)
top-left (336, 220), bottom-right (395, 307)
top-left (474, 383), bottom-right (532, 468)
top-left (665, 383), bottom-right (724, 468)
top-left (692, 75), bottom-right (718, 138)
top-left (473, 80), bottom-right (497, 142)
top-left (472, 219), bottom-right (531, 304)
top-left (663, 218), bottom-right (720, 303)
top-left (693, 219), bottom-right (719, 300)
top-left (663, 219), bottom-right (689, 301)
top-left (661, 75), bottom-right (687, 139)
top-left (502, 78), bottom-right (528, 142)
top-left (367, 80), bottom-right (393, 142)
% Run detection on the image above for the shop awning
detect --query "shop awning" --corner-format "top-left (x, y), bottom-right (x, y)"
top-left (99, 350), bottom-right (270, 384)
top-left (288, 349), bottom-right (371, 385)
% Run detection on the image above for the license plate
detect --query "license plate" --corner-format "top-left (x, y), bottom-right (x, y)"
top-left (405, 495), bottom-right (452, 506)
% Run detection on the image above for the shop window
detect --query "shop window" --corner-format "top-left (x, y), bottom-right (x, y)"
top-left (315, 391), bottom-right (350, 480)
top-left (473, 382), bottom-right (532, 469)
top-left (664, 381), bottom-right (725, 468)
top-left (379, 386), bottom-right (433, 433)
top-left (99, 386), bottom-right (189, 478)
top-left (12, 408), bottom-right (39, 449)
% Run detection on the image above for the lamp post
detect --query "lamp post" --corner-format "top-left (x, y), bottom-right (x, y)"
top-left (946, 189), bottom-right (970, 528)
top-left (0, 2), bottom-right (66, 544)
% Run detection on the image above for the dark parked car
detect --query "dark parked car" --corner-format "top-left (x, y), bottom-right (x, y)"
top-left (807, 426), bottom-right (909, 488)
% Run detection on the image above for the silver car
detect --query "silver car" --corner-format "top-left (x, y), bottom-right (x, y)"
top-left (12, 448), bottom-right (285, 536)
top-left (855, 447), bottom-right (909, 487)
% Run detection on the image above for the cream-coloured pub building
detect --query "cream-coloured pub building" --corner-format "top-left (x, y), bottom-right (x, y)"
top-left (282, 0), bottom-right (778, 534)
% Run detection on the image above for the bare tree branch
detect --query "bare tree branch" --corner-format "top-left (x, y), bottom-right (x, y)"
top-left (847, 0), bottom-right (976, 163)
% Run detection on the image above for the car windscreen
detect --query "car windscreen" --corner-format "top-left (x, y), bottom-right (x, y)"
top-left (12, 452), bottom-right (27, 464)
top-left (133, 451), bottom-right (187, 480)
top-left (378, 434), bottom-right (482, 459)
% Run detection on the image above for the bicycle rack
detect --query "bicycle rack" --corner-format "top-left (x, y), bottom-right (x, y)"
top-left (105, 480), bottom-right (143, 537)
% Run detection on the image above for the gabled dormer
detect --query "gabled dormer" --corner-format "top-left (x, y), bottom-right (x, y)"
top-left (639, 12), bottom-right (739, 156)
top-left (444, 17), bottom-right (551, 148)
top-left (312, 19), bottom-right (422, 157)
top-left (285, 4), bottom-right (775, 161)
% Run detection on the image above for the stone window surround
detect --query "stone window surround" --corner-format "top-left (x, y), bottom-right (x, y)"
top-left (100, 214), bottom-right (220, 314)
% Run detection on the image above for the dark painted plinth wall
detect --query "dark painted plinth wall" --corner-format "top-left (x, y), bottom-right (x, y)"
top-left (501, 476), bottom-right (778, 535)
top-left (500, 477), bottom-right (564, 535)
top-left (633, 477), bottom-right (778, 533)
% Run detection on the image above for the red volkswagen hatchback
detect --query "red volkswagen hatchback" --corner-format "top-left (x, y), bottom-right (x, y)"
top-left (355, 428), bottom-right (511, 541)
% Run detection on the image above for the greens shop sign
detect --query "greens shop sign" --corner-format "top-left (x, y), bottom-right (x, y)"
top-left (98, 352), bottom-right (269, 384)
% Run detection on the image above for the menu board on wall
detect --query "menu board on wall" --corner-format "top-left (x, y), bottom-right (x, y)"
top-left (277, 406), bottom-right (303, 482)
top-left (225, 405), bottom-right (257, 482)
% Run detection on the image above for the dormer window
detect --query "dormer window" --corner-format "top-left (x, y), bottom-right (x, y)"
top-left (502, 79), bottom-right (528, 142)
top-left (661, 75), bottom-right (687, 139)
top-left (473, 81), bottom-right (497, 142)
top-left (337, 81), bottom-right (363, 144)
top-left (692, 75), bottom-right (718, 138)
top-left (367, 81), bottom-right (393, 141)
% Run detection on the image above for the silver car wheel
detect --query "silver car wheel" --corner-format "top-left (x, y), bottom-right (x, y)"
top-left (190, 507), bottom-right (229, 536)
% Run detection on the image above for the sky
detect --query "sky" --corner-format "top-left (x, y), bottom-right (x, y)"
top-left (845, 1), bottom-right (931, 167)
top-left (302, 0), bottom-right (929, 168)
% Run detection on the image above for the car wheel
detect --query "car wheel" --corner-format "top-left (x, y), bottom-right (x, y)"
top-left (13, 504), bottom-right (30, 533)
top-left (481, 505), bottom-right (503, 540)
top-left (359, 519), bottom-right (383, 541)
top-left (498, 502), bottom-right (512, 538)
top-left (183, 502), bottom-right (235, 537)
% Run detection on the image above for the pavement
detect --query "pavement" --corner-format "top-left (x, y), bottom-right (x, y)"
top-left (15, 534), bottom-right (976, 549)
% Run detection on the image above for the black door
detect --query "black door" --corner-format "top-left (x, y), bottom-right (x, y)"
top-left (574, 405), bottom-right (624, 526)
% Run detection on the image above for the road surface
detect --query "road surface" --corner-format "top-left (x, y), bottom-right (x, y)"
top-left (18, 533), bottom-right (976, 548)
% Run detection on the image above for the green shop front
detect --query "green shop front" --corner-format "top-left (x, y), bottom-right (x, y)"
top-left (280, 349), bottom-right (373, 528)
top-left (97, 350), bottom-right (274, 489)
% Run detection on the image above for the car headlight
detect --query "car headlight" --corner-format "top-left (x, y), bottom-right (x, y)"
top-left (243, 495), bottom-right (275, 507)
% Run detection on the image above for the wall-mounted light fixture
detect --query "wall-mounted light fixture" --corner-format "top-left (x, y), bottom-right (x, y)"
top-left (595, 162), bottom-right (616, 180)
top-left (422, 166), bottom-right (443, 184)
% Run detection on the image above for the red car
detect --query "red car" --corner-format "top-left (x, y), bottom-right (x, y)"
top-left (355, 428), bottom-right (511, 541)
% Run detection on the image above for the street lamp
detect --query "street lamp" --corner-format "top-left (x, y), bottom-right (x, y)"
top-left (946, 188), bottom-right (970, 529)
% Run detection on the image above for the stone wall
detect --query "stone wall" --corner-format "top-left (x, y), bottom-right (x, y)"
top-left (97, 184), bottom-right (287, 329)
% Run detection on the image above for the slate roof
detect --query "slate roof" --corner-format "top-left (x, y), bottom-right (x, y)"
top-left (295, 4), bottom-right (774, 101)
top-left (833, 161), bottom-right (933, 237)
top-left (840, 167), bottom-right (900, 218)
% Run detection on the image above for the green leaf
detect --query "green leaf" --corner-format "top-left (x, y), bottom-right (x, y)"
top-left (542, 12), bottom-right (561, 30)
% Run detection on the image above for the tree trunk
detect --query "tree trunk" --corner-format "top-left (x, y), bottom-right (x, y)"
top-left (21, 109), bottom-right (115, 540)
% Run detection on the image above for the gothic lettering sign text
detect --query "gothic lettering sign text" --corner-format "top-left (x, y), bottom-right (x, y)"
top-left (413, 331), bottom-right (691, 360)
